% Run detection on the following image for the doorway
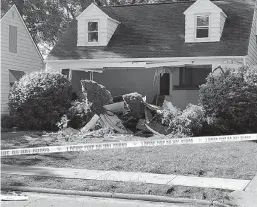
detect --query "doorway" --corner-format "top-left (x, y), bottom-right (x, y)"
top-left (160, 73), bottom-right (170, 95)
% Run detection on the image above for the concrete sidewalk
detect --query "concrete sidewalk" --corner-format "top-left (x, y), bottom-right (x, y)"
top-left (1, 164), bottom-right (250, 191)
top-left (224, 175), bottom-right (257, 207)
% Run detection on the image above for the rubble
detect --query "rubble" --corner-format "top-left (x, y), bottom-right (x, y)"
top-left (67, 81), bottom-right (179, 138)
top-left (103, 101), bottom-right (126, 113)
top-left (122, 92), bottom-right (145, 119)
top-left (81, 80), bottom-right (113, 114)
top-left (81, 114), bottom-right (100, 133)
top-left (99, 111), bottom-right (130, 134)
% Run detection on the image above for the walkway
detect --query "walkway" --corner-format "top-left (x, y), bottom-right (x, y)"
top-left (1, 164), bottom-right (250, 191)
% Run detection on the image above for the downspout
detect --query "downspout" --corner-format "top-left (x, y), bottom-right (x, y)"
top-left (243, 56), bottom-right (247, 66)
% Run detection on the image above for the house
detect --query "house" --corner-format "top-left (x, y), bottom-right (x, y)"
top-left (46, 0), bottom-right (257, 109)
top-left (1, 5), bottom-right (45, 115)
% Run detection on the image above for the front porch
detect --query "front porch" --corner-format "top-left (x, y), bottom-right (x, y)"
top-left (45, 56), bottom-right (245, 109)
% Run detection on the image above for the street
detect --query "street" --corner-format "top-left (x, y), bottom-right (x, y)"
top-left (1, 192), bottom-right (197, 207)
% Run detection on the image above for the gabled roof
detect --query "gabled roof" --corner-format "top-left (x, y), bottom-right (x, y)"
top-left (184, 0), bottom-right (223, 15)
top-left (1, 5), bottom-right (45, 62)
top-left (47, 0), bottom-right (256, 60)
top-left (1, 3), bottom-right (12, 18)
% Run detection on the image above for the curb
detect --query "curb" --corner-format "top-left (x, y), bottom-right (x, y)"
top-left (2, 186), bottom-right (231, 207)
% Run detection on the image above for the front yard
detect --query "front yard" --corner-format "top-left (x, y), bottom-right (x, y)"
top-left (2, 131), bottom-right (257, 180)
top-left (1, 131), bottom-right (257, 202)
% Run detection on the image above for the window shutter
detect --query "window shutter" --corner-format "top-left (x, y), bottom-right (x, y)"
top-left (9, 25), bottom-right (17, 53)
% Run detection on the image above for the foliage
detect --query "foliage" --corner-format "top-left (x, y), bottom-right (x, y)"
top-left (199, 66), bottom-right (257, 134)
top-left (1, 115), bottom-right (21, 130)
top-left (9, 71), bottom-right (73, 130)
top-left (161, 103), bottom-right (206, 136)
top-left (81, 80), bottom-right (113, 114)
top-left (66, 99), bottom-right (93, 129)
top-left (1, 0), bottom-right (81, 56)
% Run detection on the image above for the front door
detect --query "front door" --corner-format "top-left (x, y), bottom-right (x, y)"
top-left (160, 73), bottom-right (170, 95)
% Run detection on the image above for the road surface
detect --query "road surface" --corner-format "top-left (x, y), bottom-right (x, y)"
top-left (1, 192), bottom-right (197, 207)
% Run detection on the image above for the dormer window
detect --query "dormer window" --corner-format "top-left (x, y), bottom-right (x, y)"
top-left (88, 21), bottom-right (98, 42)
top-left (196, 15), bottom-right (209, 39)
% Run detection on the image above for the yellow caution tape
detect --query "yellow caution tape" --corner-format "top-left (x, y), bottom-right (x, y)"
top-left (1, 134), bottom-right (256, 157)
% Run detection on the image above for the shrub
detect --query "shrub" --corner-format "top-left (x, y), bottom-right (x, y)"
top-left (161, 103), bottom-right (205, 136)
top-left (161, 102), bottom-right (182, 128)
top-left (1, 115), bottom-right (20, 130)
top-left (9, 71), bottom-right (72, 130)
top-left (66, 99), bottom-right (93, 129)
top-left (81, 80), bottom-right (113, 114)
top-left (177, 104), bottom-right (206, 136)
top-left (199, 66), bottom-right (257, 134)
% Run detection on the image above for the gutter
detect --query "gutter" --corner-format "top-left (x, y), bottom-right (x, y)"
top-left (2, 186), bottom-right (231, 207)
top-left (45, 56), bottom-right (246, 63)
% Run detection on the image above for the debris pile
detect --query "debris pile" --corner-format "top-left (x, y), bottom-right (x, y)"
top-left (81, 80), bottom-right (113, 114)
top-left (60, 80), bottom-right (181, 139)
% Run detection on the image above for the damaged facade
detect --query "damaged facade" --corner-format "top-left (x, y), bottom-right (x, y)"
top-left (46, 0), bottom-right (257, 109)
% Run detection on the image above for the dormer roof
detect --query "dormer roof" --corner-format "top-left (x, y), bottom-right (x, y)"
top-left (184, 0), bottom-right (226, 16)
top-left (48, 0), bottom-right (256, 60)
top-left (76, 3), bottom-right (120, 24)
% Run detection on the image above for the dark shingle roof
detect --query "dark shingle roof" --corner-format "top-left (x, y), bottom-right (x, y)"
top-left (1, 4), bottom-right (12, 18)
top-left (47, 0), bottom-right (256, 60)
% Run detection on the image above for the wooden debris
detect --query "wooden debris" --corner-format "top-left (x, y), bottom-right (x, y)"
top-left (99, 112), bottom-right (130, 134)
top-left (103, 101), bottom-right (126, 113)
top-left (145, 124), bottom-right (162, 135)
top-left (81, 114), bottom-right (100, 132)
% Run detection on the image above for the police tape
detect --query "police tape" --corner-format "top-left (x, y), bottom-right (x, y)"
top-left (1, 133), bottom-right (257, 157)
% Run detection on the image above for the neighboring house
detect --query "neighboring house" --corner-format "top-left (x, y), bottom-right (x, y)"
top-left (1, 5), bottom-right (45, 115)
top-left (46, 0), bottom-right (257, 109)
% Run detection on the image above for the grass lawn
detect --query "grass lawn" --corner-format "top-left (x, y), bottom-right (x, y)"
top-left (1, 131), bottom-right (257, 180)
top-left (2, 131), bottom-right (256, 202)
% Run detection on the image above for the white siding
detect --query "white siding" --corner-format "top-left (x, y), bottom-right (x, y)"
top-left (185, 13), bottom-right (222, 43)
top-left (247, 4), bottom-right (257, 66)
top-left (107, 18), bottom-right (118, 43)
top-left (1, 6), bottom-right (44, 115)
top-left (77, 3), bottom-right (118, 47)
top-left (184, 0), bottom-right (226, 43)
top-left (220, 12), bottom-right (226, 35)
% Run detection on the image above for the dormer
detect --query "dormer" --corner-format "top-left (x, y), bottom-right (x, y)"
top-left (183, 0), bottom-right (227, 43)
top-left (76, 3), bottom-right (119, 47)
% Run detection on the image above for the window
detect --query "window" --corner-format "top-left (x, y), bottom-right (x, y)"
top-left (9, 25), bottom-right (17, 53)
top-left (174, 66), bottom-right (212, 90)
top-left (88, 21), bottom-right (98, 42)
top-left (196, 15), bottom-right (209, 38)
top-left (61, 69), bottom-right (70, 79)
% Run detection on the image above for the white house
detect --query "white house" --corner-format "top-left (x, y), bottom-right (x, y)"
top-left (1, 5), bottom-right (45, 115)
top-left (46, 0), bottom-right (257, 109)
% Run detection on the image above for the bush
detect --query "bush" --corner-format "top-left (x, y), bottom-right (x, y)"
top-left (9, 71), bottom-right (73, 130)
top-left (199, 66), bottom-right (257, 134)
top-left (1, 115), bottom-right (20, 130)
top-left (66, 99), bottom-right (93, 129)
top-left (81, 80), bottom-right (113, 114)
top-left (161, 103), bottom-right (205, 136)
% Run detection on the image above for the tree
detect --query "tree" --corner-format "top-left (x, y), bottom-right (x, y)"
top-left (1, 0), bottom-right (81, 56)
